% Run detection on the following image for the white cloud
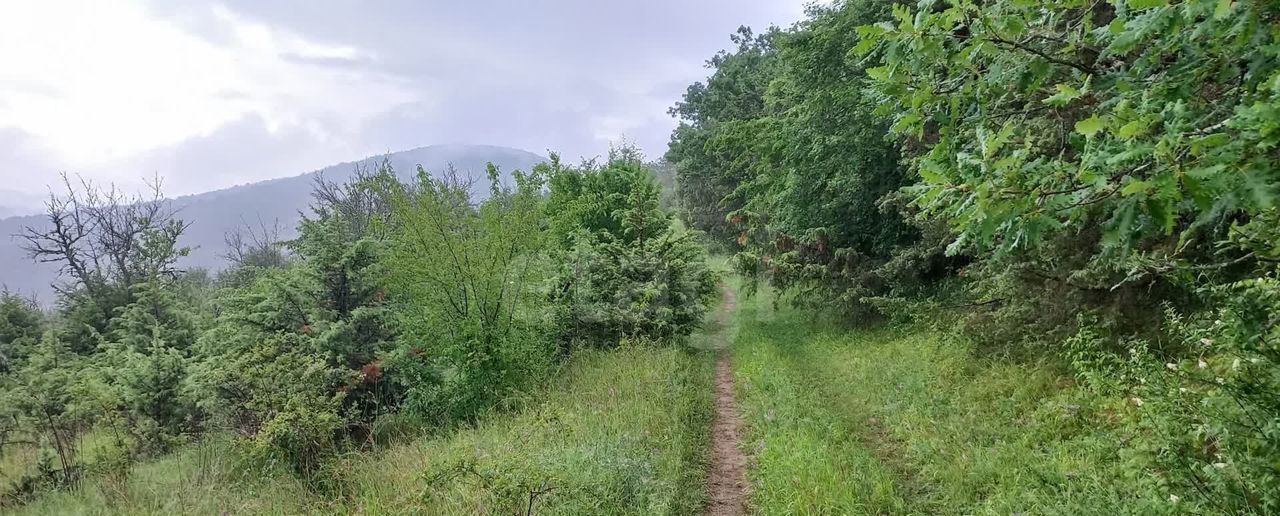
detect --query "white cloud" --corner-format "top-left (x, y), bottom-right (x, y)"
top-left (0, 0), bottom-right (415, 201)
top-left (0, 0), bottom-right (812, 215)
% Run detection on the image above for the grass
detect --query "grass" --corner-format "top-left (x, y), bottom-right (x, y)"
top-left (5, 344), bottom-right (714, 515)
top-left (7, 435), bottom-right (323, 514)
top-left (730, 283), bottom-right (1146, 514)
top-left (338, 344), bottom-right (714, 514)
top-left (1, 427), bottom-right (123, 499)
top-left (7, 271), bottom-right (1160, 515)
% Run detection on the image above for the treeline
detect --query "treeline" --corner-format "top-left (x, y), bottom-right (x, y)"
top-left (669, 0), bottom-right (1279, 512)
top-left (0, 149), bottom-right (716, 502)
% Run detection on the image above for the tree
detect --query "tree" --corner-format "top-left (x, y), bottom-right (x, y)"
top-left (859, 0), bottom-right (1280, 286)
top-left (667, 26), bottom-right (781, 244)
top-left (8, 333), bottom-right (88, 483)
top-left (547, 150), bottom-right (716, 348)
top-left (192, 163), bottom-right (403, 474)
top-left (20, 174), bottom-right (190, 352)
top-left (856, 0), bottom-right (1280, 510)
top-left (386, 163), bottom-right (551, 419)
top-left (0, 291), bottom-right (42, 374)
top-left (668, 5), bottom-right (950, 317)
top-left (222, 217), bottom-right (288, 270)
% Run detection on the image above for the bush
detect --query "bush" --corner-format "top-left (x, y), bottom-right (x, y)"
top-left (386, 164), bottom-right (554, 422)
top-left (546, 150), bottom-right (718, 349)
top-left (1066, 276), bottom-right (1280, 513)
top-left (1138, 279), bottom-right (1280, 513)
top-left (555, 230), bottom-right (716, 348)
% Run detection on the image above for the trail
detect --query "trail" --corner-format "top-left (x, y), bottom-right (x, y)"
top-left (705, 284), bottom-right (747, 516)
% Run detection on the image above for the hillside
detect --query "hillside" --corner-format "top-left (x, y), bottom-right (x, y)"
top-left (0, 144), bottom-right (546, 302)
top-left (2, 1), bottom-right (1278, 514)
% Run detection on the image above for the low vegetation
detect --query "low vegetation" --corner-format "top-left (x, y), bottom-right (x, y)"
top-left (6, 344), bottom-right (713, 515)
top-left (671, 0), bottom-right (1280, 512)
top-left (0, 147), bottom-right (718, 510)
top-left (732, 284), bottom-right (1142, 514)
top-left (3, 0), bottom-right (1279, 513)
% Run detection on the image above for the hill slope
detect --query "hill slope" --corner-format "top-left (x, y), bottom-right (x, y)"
top-left (0, 144), bottom-right (546, 302)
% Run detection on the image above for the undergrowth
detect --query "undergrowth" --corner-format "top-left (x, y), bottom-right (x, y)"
top-left (5, 345), bottom-right (714, 515)
top-left (731, 284), bottom-right (1162, 514)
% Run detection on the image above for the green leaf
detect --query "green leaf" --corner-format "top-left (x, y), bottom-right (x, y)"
top-left (1214, 0), bottom-right (1233, 19)
top-left (892, 112), bottom-right (922, 134)
top-left (1117, 119), bottom-right (1149, 139)
top-left (1191, 133), bottom-right (1229, 155)
top-left (1043, 83), bottom-right (1083, 106)
top-left (1104, 200), bottom-right (1138, 247)
top-left (1147, 197), bottom-right (1175, 235)
top-left (1120, 179), bottom-right (1151, 196)
top-left (1244, 170), bottom-right (1276, 210)
top-left (1127, 0), bottom-right (1168, 8)
top-left (917, 162), bottom-right (946, 184)
top-left (1075, 115), bottom-right (1105, 137)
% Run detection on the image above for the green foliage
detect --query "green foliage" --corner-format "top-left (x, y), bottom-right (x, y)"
top-left (386, 163), bottom-right (553, 422)
top-left (89, 339), bottom-right (197, 456)
top-left (555, 230), bottom-right (716, 348)
top-left (546, 151), bottom-right (717, 349)
top-left (667, 26), bottom-right (781, 244)
top-left (5, 333), bottom-right (90, 484)
top-left (5, 344), bottom-right (715, 515)
top-left (188, 166), bottom-right (402, 476)
top-left (1066, 276), bottom-right (1280, 513)
top-left (0, 291), bottom-right (42, 374)
top-left (0, 147), bottom-right (714, 494)
top-left (732, 283), bottom-right (1149, 513)
top-left (859, 0), bottom-right (1280, 273)
top-left (669, 7), bottom-right (954, 318)
top-left (851, 3), bottom-right (1280, 508)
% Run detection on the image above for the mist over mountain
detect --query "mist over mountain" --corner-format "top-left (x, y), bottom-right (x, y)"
top-left (0, 144), bottom-right (546, 303)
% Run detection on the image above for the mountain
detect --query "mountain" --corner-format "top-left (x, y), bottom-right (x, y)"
top-left (0, 144), bottom-right (547, 303)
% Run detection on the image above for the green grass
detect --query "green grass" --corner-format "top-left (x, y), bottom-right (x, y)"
top-left (6, 345), bottom-right (714, 515)
top-left (1, 427), bottom-right (124, 499)
top-left (339, 344), bottom-right (714, 514)
top-left (7, 274), bottom-right (1161, 515)
top-left (0, 440), bottom-right (39, 490)
top-left (6, 433), bottom-right (329, 515)
top-left (730, 284), bottom-right (1145, 514)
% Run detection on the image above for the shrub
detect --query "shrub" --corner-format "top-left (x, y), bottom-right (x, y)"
top-left (1066, 276), bottom-right (1280, 513)
top-left (546, 150), bottom-right (717, 349)
top-left (387, 164), bottom-right (554, 422)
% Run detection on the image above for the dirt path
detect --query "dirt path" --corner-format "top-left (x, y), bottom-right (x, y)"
top-left (705, 284), bottom-right (747, 516)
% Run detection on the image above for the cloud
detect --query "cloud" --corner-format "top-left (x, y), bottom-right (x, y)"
top-left (0, 128), bottom-right (63, 217)
top-left (1, 0), bottom-right (808, 203)
top-left (94, 114), bottom-right (360, 197)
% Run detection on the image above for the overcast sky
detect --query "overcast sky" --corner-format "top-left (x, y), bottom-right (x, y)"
top-left (0, 0), bottom-right (809, 218)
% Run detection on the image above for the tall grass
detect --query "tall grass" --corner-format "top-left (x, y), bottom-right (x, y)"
top-left (7, 435), bottom-right (323, 514)
top-left (731, 284), bottom-right (1146, 514)
top-left (339, 344), bottom-right (714, 514)
top-left (5, 344), bottom-right (714, 515)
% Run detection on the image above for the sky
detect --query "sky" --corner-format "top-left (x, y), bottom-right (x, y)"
top-left (0, 0), bottom-right (810, 218)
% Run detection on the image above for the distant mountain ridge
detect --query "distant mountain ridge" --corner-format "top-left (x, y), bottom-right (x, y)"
top-left (0, 144), bottom-right (547, 303)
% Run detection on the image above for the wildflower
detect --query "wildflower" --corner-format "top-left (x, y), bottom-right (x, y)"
top-left (1213, 462), bottom-right (1227, 469)
top-left (1198, 359), bottom-right (1208, 369)
top-left (1169, 494), bottom-right (1180, 503)
top-left (1166, 362), bottom-right (1177, 371)
top-left (1131, 397), bottom-right (1144, 407)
